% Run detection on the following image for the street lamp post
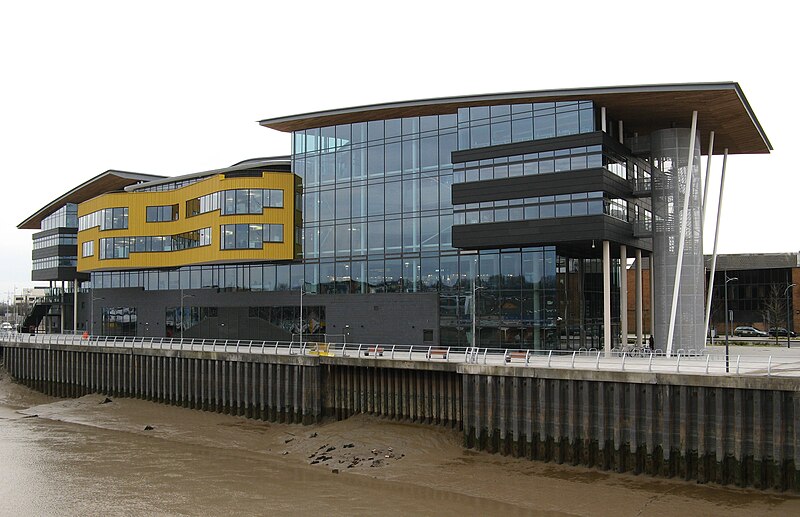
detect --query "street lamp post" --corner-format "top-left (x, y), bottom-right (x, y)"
top-left (299, 285), bottom-right (314, 347)
top-left (724, 274), bottom-right (737, 373)
top-left (784, 283), bottom-right (796, 349)
top-left (471, 280), bottom-right (486, 351)
top-left (180, 289), bottom-right (195, 340)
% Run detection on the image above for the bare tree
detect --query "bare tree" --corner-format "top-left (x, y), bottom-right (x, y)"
top-left (762, 284), bottom-right (786, 345)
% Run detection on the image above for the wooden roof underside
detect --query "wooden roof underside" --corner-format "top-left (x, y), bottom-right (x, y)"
top-left (18, 171), bottom-right (164, 230)
top-left (259, 83), bottom-right (771, 155)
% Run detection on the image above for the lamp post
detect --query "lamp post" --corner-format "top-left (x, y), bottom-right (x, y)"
top-left (784, 283), bottom-right (796, 349)
top-left (180, 289), bottom-right (195, 340)
top-left (299, 284), bottom-right (315, 347)
top-left (471, 280), bottom-right (486, 350)
top-left (724, 274), bottom-right (737, 373)
top-left (90, 289), bottom-right (104, 336)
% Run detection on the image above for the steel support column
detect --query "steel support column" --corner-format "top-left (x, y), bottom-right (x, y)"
top-left (620, 244), bottom-right (628, 346)
top-left (73, 278), bottom-right (78, 332)
top-left (703, 148), bottom-right (729, 340)
top-left (603, 240), bottom-right (611, 356)
top-left (701, 131), bottom-right (715, 221)
top-left (636, 249), bottom-right (643, 347)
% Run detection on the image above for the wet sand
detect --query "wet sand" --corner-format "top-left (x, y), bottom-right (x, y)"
top-left (1, 370), bottom-right (797, 516)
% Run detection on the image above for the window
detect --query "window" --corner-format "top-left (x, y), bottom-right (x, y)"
top-left (82, 241), bottom-right (94, 257)
top-left (220, 224), bottom-right (284, 249)
top-left (219, 189), bottom-right (284, 215)
top-left (99, 228), bottom-right (210, 259)
top-left (78, 207), bottom-right (128, 231)
top-left (146, 204), bottom-right (179, 222)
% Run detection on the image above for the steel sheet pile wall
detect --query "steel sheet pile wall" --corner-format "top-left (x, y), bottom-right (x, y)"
top-left (321, 362), bottom-right (461, 428)
top-left (1, 343), bottom-right (321, 424)
top-left (460, 366), bottom-right (799, 491)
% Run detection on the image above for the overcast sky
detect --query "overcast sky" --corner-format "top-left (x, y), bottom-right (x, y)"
top-left (1, 0), bottom-right (796, 298)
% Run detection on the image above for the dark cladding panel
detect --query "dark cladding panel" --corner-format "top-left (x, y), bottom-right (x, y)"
top-left (31, 267), bottom-right (86, 282)
top-left (452, 168), bottom-right (631, 205)
top-left (452, 215), bottom-right (645, 251)
top-left (32, 245), bottom-right (78, 261)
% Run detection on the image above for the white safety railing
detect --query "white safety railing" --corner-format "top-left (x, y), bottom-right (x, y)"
top-left (1, 331), bottom-right (797, 377)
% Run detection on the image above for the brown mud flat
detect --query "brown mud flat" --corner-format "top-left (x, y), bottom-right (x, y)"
top-left (2, 370), bottom-right (798, 516)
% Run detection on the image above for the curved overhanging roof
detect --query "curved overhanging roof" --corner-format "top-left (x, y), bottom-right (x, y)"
top-left (18, 170), bottom-right (166, 230)
top-left (259, 82), bottom-right (771, 155)
top-left (124, 156), bottom-right (292, 192)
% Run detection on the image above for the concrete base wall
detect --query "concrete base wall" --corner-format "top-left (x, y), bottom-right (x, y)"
top-left (2, 342), bottom-right (797, 491)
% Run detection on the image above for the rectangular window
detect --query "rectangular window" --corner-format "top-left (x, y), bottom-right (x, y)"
top-left (186, 198), bottom-right (201, 217)
top-left (82, 240), bottom-right (94, 257)
top-left (220, 224), bottom-right (284, 249)
top-left (79, 207), bottom-right (128, 231)
top-left (146, 204), bottom-right (179, 222)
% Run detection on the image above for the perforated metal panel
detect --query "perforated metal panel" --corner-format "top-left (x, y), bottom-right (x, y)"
top-left (651, 129), bottom-right (705, 353)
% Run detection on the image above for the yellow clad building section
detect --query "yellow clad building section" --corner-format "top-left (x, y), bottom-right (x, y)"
top-left (78, 171), bottom-right (300, 272)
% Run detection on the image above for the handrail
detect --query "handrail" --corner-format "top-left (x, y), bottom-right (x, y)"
top-left (0, 333), bottom-right (795, 377)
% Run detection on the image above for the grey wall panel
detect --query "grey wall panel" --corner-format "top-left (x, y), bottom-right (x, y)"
top-left (32, 245), bottom-right (78, 260)
top-left (452, 215), bottom-right (645, 251)
top-left (83, 288), bottom-right (440, 345)
top-left (452, 168), bottom-right (632, 205)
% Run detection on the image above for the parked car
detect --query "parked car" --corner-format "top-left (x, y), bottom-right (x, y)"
top-left (768, 327), bottom-right (797, 337)
top-left (733, 326), bottom-right (768, 337)
top-left (0, 322), bottom-right (12, 331)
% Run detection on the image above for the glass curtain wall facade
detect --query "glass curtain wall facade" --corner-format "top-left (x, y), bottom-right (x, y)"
top-left (290, 101), bottom-right (605, 349)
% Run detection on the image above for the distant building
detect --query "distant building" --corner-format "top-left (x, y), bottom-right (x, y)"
top-left (627, 253), bottom-right (799, 336)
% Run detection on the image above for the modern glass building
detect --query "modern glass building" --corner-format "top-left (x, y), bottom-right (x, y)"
top-left (19, 83), bottom-right (772, 351)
